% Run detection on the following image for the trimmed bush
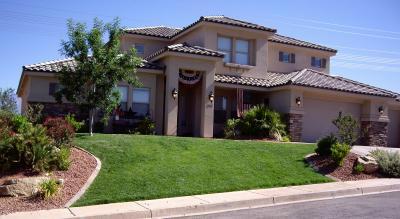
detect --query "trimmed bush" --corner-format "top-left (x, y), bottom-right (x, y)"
top-left (332, 113), bottom-right (359, 145)
top-left (134, 117), bottom-right (155, 135)
top-left (225, 105), bottom-right (286, 140)
top-left (370, 149), bottom-right (400, 177)
top-left (65, 114), bottom-right (84, 132)
top-left (43, 117), bottom-right (75, 147)
top-left (40, 179), bottom-right (59, 199)
top-left (315, 134), bottom-right (338, 156)
top-left (224, 118), bottom-right (240, 139)
top-left (354, 163), bottom-right (364, 174)
top-left (11, 114), bottom-right (29, 132)
top-left (54, 147), bottom-right (71, 171)
top-left (331, 142), bottom-right (351, 166)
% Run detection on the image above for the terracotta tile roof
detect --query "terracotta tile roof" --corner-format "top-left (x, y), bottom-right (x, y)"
top-left (124, 16), bottom-right (276, 39)
top-left (199, 16), bottom-right (276, 33)
top-left (23, 58), bottom-right (163, 73)
top-left (146, 43), bottom-right (224, 60)
top-left (215, 69), bottom-right (397, 98)
top-left (124, 26), bottom-right (181, 38)
top-left (269, 34), bottom-right (337, 53)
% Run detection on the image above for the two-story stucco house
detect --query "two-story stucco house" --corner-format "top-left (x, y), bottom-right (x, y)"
top-left (17, 16), bottom-right (400, 147)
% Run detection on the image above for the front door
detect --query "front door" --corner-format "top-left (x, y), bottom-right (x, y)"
top-left (177, 84), bottom-right (195, 136)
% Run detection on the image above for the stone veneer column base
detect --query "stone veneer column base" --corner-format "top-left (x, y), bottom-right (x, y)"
top-left (360, 121), bottom-right (388, 147)
top-left (286, 113), bottom-right (303, 142)
top-left (28, 102), bottom-right (88, 120)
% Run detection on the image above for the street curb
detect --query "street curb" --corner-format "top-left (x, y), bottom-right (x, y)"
top-left (63, 146), bottom-right (102, 208)
top-left (2, 179), bottom-right (400, 219)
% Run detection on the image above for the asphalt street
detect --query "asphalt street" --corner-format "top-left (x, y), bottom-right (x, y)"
top-left (173, 191), bottom-right (400, 219)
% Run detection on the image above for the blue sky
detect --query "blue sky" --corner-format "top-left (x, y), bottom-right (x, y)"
top-left (1, 0), bottom-right (399, 93)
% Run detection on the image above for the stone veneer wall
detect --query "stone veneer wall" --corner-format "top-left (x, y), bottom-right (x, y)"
top-left (360, 121), bottom-right (388, 147)
top-left (286, 113), bottom-right (303, 142)
top-left (27, 102), bottom-right (88, 120)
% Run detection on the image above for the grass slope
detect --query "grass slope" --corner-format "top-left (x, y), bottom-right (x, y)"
top-left (73, 134), bottom-right (330, 206)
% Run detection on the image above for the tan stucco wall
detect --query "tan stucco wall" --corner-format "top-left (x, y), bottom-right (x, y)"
top-left (302, 96), bottom-right (362, 143)
top-left (388, 110), bottom-right (400, 148)
top-left (202, 24), bottom-right (272, 79)
top-left (267, 42), bottom-right (332, 74)
top-left (120, 34), bottom-right (170, 58)
top-left (173, 26), bottom-right (206, 47)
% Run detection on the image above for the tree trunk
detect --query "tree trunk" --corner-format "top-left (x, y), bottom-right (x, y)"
top-left (89, 108), bottom-right (94, 136)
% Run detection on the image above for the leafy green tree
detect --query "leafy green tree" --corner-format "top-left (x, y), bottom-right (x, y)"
top-left (55, 18), bottom-right (142, 136)
top-left (0, 88), bottom-right (17, 114)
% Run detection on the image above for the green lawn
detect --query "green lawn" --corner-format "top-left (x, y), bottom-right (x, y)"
top-left (73, 134), bottom-right (330, 206)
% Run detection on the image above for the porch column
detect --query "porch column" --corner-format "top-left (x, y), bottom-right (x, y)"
top-left (200, 67), bottom-right (215, 137)
top-left (163, 59), bottom-right (179, 136)
top-left (360, 100), bottom-right (389, 147)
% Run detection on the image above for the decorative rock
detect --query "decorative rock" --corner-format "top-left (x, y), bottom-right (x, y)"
top-left (357, 155), bottom-right (379, 174)
top-left (57, 178), bottom-right (64, 185)
top-left (270, 131), bottom-right (283, 142)
top-left (0, 176), bottom-right (49, 197)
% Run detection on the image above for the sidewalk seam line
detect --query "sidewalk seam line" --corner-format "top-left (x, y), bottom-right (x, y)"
top-left (134, 201), bottom-right (153, 218)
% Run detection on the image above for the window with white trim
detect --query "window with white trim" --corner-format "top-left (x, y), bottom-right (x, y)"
top-left (217, 37), bottom-right (232, 63)
top-left (132, 88), bottom-right (150, 117)
top-left (49, 83), bottom-right (62, 95)
top-left (279, 51), bottom-right (295, 63)
top-left (134, 44), bottom-right (145, 56)
top-left (311, 57), bottom-right (327, 68)
top-left (118, 86), bottom-right (128, 111)
top-left (235, 39), bottom-right (250, 65)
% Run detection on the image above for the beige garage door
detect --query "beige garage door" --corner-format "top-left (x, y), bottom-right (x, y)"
top-left (388, 110), bottom-right (400, 148)
top-left (302, 97), bottom-right (361, 143)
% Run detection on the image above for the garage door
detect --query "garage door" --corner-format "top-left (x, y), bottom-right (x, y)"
top-left (302, 97), bottom-right (361, 143)
top-left (388, 110), bottom-right (400, 148)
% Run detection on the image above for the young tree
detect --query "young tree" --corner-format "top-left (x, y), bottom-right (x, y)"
top-left (0, 88), bottom-right (17, 114)
top-left (55, 18), bottom-right (142, 136)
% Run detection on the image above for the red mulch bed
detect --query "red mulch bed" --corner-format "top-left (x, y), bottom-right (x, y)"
top-left (307, 152), bottom-right (382, 181)
top-left (0, 147), bottom-right (97, 215)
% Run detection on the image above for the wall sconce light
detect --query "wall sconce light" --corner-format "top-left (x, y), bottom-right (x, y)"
top-left (209, 91), bottom-right (214, 102)
top-left (172, 88), bottom-right (178, 100)
top-left (295, 97), bottom-right (301, 106)
top-left (378, 106), bottom-right (384, 114)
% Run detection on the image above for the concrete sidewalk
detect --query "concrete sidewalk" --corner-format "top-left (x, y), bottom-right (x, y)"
top-left (352, 145), bottom-right (400, 157)
top-left (2, 178), bottom-right (400, 219)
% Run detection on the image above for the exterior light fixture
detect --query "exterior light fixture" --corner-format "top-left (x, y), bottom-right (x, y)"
top-left (172, 88), bottom-right (178, 100)
top-left (378, 106), bottom-right (384, 114)
top-left (295, 97), bottom-right (301, 106)
top-left (209, 91), bottom-right (214, 102)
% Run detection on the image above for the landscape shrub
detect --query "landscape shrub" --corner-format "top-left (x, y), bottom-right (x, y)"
top-left (224, 118), bottom-right (240, 139)
top-left (354, 163), bottom-right (364, 174)
top-left (65, 114), bottom-right (84, 132)
top-left (43, 117), bottom-right (75, 147)
top-left (11, 123), bottom-right (55, 172)
top-left (134, 117), bottom-right (155, 135)
top-left (332, 113), bottom-right (359, 145)
top-left (226, 105), bottom-right (286, 140)
top-left (54, 147), bottom-right (71, 171)
top-left (26, 104), bottom-right (44, 124)
top-left (315, 134), bottom-right (338, 156)
top-left (11, 114), bottom-right (30, 132)
top-left (331, 142), bottom-right (351, 166)
top-left (39, 178), bottom-right (59, 199)
top-left (370, 149), bottom-right (400, 177)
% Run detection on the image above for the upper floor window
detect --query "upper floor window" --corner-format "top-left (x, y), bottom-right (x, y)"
top-left (235, 40), bottom-right (249, 65)
top-left (311, 57), bottom-right (327, 68)
top-left (217, 37), bottom-right (232, 63)
top-left (132, 88), bottom-right (150, 117)
top-left (49, 82), bottom-right (62, 95)
top-left (279, 51), bottom-right (295, 63)
top-left (117, 86), bottom-right (128, 111)
top-left (134, 44), bottom-right (145, 56)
